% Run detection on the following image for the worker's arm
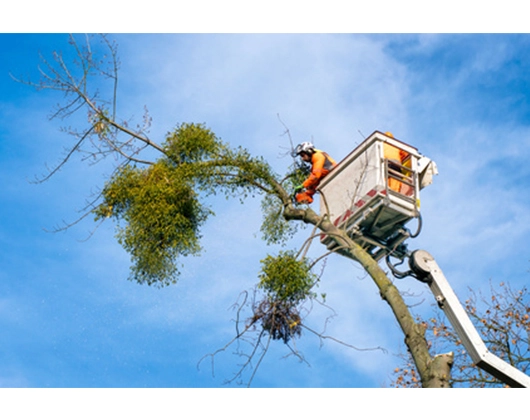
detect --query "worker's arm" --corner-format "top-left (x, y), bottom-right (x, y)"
top-left (302, 153), bottom-right (326, 189)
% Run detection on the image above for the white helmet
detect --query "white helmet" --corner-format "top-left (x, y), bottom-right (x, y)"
top-left (292, 142), bottom-right (315, 157)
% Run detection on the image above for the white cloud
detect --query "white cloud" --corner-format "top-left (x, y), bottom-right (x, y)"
top-left (115, 35), bottom-right (411, 160)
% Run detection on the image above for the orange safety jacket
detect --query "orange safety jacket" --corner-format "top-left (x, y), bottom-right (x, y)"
top-left (383, 143), bottom-right (409, 163)
top-left (383, 142), bottom-right (413, 195)
top-left (302, 150), bottom-right (337, 190)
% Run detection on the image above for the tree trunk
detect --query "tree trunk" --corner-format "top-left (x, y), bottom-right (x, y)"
top-left (424, 353), bottom-right (454, 388)
top-left (283, 204), bottom-right (453, 387)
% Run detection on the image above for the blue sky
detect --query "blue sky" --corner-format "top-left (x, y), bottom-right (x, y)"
top-left (2, 28), bottom-right (530, 413)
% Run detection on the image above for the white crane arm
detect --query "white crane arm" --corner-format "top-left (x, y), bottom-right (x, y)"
top-left (410, 250), bottom-right (530, 388)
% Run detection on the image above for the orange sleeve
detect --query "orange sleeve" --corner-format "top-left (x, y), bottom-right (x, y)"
top-left (302, 153), bottom-right (326, 189)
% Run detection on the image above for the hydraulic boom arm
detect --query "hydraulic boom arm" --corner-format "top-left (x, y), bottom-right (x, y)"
top-left (409, 250), bottom-right (530, 388)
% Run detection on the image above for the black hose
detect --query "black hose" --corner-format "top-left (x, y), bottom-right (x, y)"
top-left (409, 212), bottom-right (422, 238)
top-left (385, 254), bottom-right (413, 279)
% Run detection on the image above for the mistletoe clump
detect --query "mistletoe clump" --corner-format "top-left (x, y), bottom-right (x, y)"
top-left (93, 122), bottom-right (280, 286)
top-left (94, 160), bottom-right (210, 286)
top-left (251, 251), bottom-right (318, 343)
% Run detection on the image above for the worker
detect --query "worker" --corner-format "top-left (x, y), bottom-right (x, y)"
top-left (292, 142), bottom-right (337, 204)
top-left (383, 132), bottom-right (413, 196)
